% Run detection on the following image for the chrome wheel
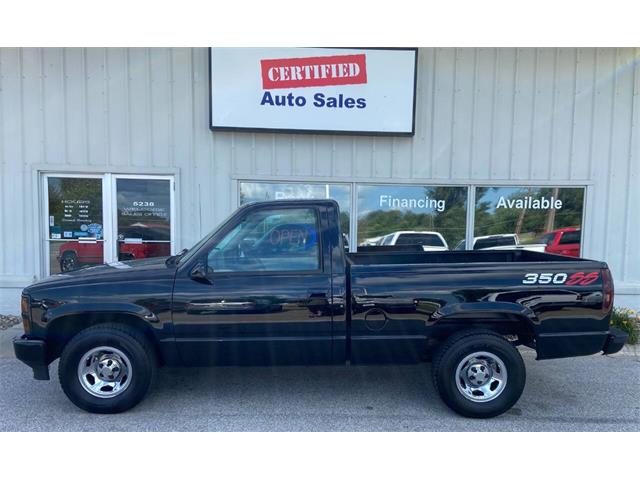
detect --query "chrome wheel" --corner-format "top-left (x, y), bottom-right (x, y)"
top-left (455, 351), bottom-right (507, 403)
top-left (60, 253), bottom-right (77, 272)
top-left (77, 346), bottom-right (132, 398)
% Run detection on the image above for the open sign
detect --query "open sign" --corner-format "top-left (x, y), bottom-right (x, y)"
top-left (269, 228), bottom-right (309, 247)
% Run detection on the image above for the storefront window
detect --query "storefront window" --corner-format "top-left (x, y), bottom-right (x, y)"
top-left (116, 178), bottom-right (172, 261)
top-left (239, 181), bottom-right (352, 236)
top-left (472, 186), bottom-right (585, 256)
top-left (357, 185), bottom-right (467, 251)
top-left (47, 176), bottom-right (104, 273)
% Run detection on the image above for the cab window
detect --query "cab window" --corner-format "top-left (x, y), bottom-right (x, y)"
top-left (207, 207), bottom-right (320, 272)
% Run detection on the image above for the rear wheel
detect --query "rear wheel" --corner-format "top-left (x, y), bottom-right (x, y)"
top-left (58, 323), bottom-right (156, 414)
top-left (59, 251), bottom-right (78, 272)
top-left (432, 330), bottom-right (525, 418)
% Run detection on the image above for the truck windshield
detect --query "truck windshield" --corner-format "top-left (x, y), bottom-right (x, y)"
top-left (177, 209), bottom-right (240, 265)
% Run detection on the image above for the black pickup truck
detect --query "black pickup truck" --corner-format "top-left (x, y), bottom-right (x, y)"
top-left (14, 199), bottom-right (626, 418)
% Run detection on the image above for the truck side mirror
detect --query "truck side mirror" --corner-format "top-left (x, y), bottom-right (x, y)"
top-left (190, 263), bottom-right (212, 285)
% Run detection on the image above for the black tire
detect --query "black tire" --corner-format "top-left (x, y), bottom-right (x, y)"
top-left (431, 330), bottom-right (525, 418)
top-left (58, 323), bottom-right (156, 414)
top-left (60, 251), bottom-right (78, 272)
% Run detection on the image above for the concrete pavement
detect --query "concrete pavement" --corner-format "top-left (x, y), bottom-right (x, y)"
top-left (1, 324), bottom-right (638, 431)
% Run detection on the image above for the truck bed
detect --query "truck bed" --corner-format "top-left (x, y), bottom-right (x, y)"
top-left (345, 248), bottom-right (609, 363)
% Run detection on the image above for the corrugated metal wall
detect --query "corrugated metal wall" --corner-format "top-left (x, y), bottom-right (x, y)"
top-left (0, 48), bottom-right (638, 313)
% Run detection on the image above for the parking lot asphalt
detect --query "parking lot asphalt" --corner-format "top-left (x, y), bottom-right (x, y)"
top-left (1, 325), bottom-right (638, 431)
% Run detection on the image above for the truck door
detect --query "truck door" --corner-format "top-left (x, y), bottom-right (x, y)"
top-left (171, 204), bottom-right (334, 365)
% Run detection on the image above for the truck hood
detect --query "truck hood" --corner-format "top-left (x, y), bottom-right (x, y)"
top-left (24, 257), bottom-right (174, 293)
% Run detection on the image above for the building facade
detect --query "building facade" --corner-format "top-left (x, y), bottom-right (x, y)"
top-left (0, 47), bottom-right (638, 313)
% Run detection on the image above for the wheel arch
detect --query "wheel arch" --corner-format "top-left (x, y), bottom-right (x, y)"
top-left (46, 312), bottom-right (164, 365)
top-left (431, 302), bottom-right (539, 345)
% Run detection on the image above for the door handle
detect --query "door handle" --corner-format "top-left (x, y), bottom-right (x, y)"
top-left (187, 301), bottom-right (255, 310)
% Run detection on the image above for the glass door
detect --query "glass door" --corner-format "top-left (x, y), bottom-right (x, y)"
top-left (45, 175), bottom-right (106, 274)
top-left (42, 173), bottom-right (174, 276)
top-left (114, 177), bottom-right (173, 262)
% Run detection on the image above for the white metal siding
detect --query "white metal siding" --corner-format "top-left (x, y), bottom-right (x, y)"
top-left (0, 47), bottom-right (638, 312)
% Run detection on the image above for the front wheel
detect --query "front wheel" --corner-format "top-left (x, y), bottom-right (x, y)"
top-left (58, 323), bottom-right (156, 414)
top-left (432, 331), bottom-right (525, 418)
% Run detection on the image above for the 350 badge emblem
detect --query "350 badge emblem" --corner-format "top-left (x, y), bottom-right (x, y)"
top-left (522, 271), bottom-right (599, 285)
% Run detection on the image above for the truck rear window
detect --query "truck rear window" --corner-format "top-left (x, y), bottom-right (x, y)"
top-left (396, 233), bottom-right (445, 247)
top-left (474, 236), bottom-right (516, 250)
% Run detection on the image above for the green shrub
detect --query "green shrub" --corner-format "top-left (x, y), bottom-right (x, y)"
top-left (610, 307), bottom-right (640, 345)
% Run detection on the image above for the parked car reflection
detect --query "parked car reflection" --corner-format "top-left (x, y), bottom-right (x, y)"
top-left (535, 227), bottom-right (581, 257)
top-left (360, 231), bottom-right (449, 251)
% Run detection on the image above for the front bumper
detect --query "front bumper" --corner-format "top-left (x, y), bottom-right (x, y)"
top-left (13, 336), bottom-right (50, 380)
top-left (602, 327), bottom-right (628, 355)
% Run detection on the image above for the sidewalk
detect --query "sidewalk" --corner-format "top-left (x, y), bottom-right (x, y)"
top-left (0, 324), bottom-right (22, 358)
top-left (620, 344), bottom-right (639, 357)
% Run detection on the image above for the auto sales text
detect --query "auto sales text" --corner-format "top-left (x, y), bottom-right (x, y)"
top-left (260, 91), bottom-right (366, 109)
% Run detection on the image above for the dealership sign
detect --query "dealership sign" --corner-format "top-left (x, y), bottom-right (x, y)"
top-left (209, 48), bottom-right (417, 135)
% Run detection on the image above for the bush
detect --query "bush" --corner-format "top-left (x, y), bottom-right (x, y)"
top-left (610, 307), bottom-right (640, 345)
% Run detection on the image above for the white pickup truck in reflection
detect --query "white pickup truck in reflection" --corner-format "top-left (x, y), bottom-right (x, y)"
top-left (373, 231), bottom-right (449, 251)
top-left (454, 234), bottom-right (546, 252)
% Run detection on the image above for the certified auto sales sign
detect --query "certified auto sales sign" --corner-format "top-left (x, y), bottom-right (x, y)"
top-left (209, 48), bottom-right (418, 135)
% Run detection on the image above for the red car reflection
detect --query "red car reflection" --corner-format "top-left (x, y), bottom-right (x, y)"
top-left (58, 232), bottom-right (170, 272)
top-left (536, 227), bottom-right (581, 257)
